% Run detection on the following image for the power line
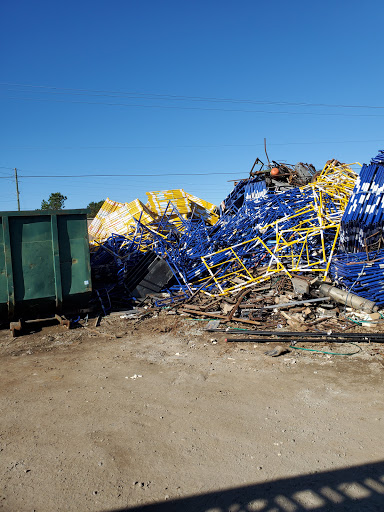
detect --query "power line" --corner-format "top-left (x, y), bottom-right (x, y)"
top-left (0, 160), bottom-right (366, 179)
top-left (3, 82), bottom-right (384, 110)
top-left (1, 139), bottom-right (384, 150)
top-left (17, 172), bottom-right (252, 178)
top-left (5, 96), bottom-right (384, 117)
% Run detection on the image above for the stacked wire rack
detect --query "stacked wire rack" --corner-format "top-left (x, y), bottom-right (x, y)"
top-left (330, 248), bottom-right (384, 307)
top-left (340, 157), bottom-right (384, 253)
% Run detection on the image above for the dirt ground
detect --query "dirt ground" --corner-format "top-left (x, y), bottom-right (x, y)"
top-left (0, 314), bottom-right (384, 512)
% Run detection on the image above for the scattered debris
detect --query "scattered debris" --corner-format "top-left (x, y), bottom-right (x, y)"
top-left (206, 320), bottom-right (221, 330)
top-left (264, 346), bottom-right (289, 357)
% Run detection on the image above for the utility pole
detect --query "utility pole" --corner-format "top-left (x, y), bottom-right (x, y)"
top-left (14, 168), bottom-right (20, 211)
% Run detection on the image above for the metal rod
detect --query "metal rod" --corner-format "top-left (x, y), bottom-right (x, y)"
top-left (208, 329), bottom-right (384, 338)
top-left (247, 296), bottom-right (331, 310)
top-left (179, 308), bottom-right (265, 325)
top-left (264, 138), bottom-right (270, 165)
top-left (225, 337), bottom-right (383, 343)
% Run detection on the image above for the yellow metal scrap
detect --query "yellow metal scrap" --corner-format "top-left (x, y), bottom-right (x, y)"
top-left (90, 190), bottom-right (219, 244)
top-left (200, 237), bottom-right (290, 297)
top-left (201, 161), bottom-right (359, 296)
top-left (89, 198), bottom-right (159, 242)
top-left (146, 189), bottom-right (218, 225)
top-left (263, 161), bottom-right (360, 279)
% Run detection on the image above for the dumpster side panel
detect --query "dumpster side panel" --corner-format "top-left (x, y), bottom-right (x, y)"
top-left (0, 209), bottom-right (91, 322)
top-left (0, 218), bottom-right (7, 306)
top-left (58, 214), bottom-right (92, 297)
top-left (9, 215), bottom-right (56, 302)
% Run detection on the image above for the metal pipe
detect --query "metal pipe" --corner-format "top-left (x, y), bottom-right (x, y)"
top-left (207, 329), bottom-right (384, 339)
top-left (225, 336), bottom-right (383, 343)
top-left (244, 296), bottom-right (331, 310)
top-left (225, 337), bottom-right (382, 343)
top-left (319, 283), bottom-right (378, 313)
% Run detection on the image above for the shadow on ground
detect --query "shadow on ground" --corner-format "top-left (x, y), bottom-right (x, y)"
top-left (109, 460), bottom-right (384, 511)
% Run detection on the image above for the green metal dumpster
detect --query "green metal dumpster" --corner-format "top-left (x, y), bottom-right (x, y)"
top-left (0, 209), bottom-right (92, 322)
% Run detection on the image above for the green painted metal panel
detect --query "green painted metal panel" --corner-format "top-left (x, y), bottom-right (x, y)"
top-left (57, 214), bottom-right (92, 297)
top-left (0, 218), bottom-right (7, 304)
top-left (0, 209), bottom-right (91, 321)
top-left (9, 216), bottom-right (56, 301)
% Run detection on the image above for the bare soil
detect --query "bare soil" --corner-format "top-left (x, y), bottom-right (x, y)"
top-left (0, 314), bottom-right (384, 511)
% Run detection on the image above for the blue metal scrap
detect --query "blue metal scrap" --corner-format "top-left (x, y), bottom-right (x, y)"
top-left (96, 199), bottom-right (305, 299)
top-left (328, 151), bottom-right (384, 306)
top-left (92, 183), bottom-right (344, 300)
top-left (219, 176), bottom-right (266, 215)
top-left (93, 156), bottom-right (384, 305)
top-left (340, 159), bottom-right (384, 253)
top-left (330, 249), bottom-right (384, 307)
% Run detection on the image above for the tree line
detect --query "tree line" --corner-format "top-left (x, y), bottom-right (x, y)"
top-left (41, 192), bottom-right (104, 218)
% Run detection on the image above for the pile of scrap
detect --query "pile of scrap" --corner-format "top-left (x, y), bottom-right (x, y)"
top-left (177, 276), bottom-right (350, 331)
top-left (174, 273), bottom-right (380, 332)
top-left (89, 152), bottom-right (384, 330)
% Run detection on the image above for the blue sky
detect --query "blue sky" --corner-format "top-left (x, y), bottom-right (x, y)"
top-left (1, 0), bottom-right (384, 211)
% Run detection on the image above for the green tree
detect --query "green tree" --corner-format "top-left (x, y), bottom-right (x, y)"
top-left (87, 200), bottom-right (105, 218)
top-left (41, 192), bottom-right (67, 210)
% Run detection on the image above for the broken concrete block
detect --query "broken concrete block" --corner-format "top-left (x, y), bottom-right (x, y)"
top-left (291, 313), bottom-right (305, 322)
top-left (222, 303), bottom-right (234, 314)
top-left (287, 319), bottom-right (308, 330)
top-left (291, 277), bottom-right (310, 295)
top-left (275, 295), bottom-right (290, 305)
top-left (317, 307), bottom-right (337, 317)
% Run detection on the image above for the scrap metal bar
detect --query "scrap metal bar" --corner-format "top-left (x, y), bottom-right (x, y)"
top-left (225, 337), bottom-right (383, 343)
top-left (179, 307), bottom-right (265, 325)
top-left (244, 297), bottom-right (331, 310)
top-left (213, 330), bottom-right (384, 339)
